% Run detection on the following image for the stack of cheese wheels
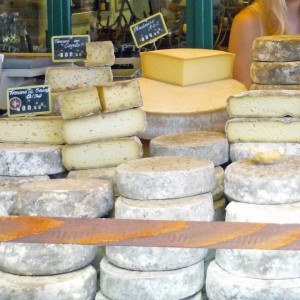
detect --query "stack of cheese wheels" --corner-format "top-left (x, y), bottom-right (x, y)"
top-left (0, 177), bottom-right (115, 299)
top-left (95, 156), bottom-right (215, 299)
top-left (250, 35), bottom-right (300, 90)
top-left (137, 48), bottom-right (247, 139)
top-left (206, 156), bottom-right (300, 299)
top-left (149, 131), bottom-right (227, 297)
top-left (226, 89), bottom-right (300, 162)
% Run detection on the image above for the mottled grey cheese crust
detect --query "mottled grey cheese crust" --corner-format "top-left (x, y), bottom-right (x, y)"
top-left (206, 261), bottom-right (300, 300)
top-left (150, 131), bottom-right (229, 166)
top-left (212, 166), bottom-right (224, 201)
top-left (252, 35), bottom-right (300, 62)
top-left (100, 257), bottom-right (204, 300)
top-left (0, 265), bottom-right (97, 300)
top-left (0, 143), bottom-right (65, 176)
top-left (0, 203), bottom-right (8, 216)
top-left (106, 194), bottom-right (213, 271)
top-left (0, 243), bottom-right (97, 276)
top-left (13, 178), bottom-right (113, 218)
top-left (251, 61), bottom-right (300, 85)
top-left (116, 156), bottom-right (215, 200)
top-left (230, 142), bottom-right (300, 162)
top-left (225, 156), bottom-right (300, 204)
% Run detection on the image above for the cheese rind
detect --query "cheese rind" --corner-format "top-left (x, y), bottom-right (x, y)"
top-left (116, 156), bottom-right (215, 200)
top-left (58, 86), bottom-right (101, 119)
top-left (227, 90), bottom-right (300, 117)
top-left (13, 178), bottom-right (114, 218)
top-left (63, 108), bottom-right (147, 144)
top-left (62, 137), bottom-right (143, 170)
top-left (212, 167), bottom-right (225, 201)
top-left (251, 83), bottom-right (300, 90)
top-left (150, 131), bottom-right (229, 166)
top-left (45, 66), bottom-right (113, 92)
top-left (0, 116), bottom-right (64, 144)
top-left (96, 79), bottom-right (143, 113)
top-left (85, 41), bottom-right (115, 67)
top-left (251, 61), bottom-right (300, 85)
top-left (252, 35), bottom-right (300, 62)
top-left (226, 117), bottom-right (300, 143)
top-left (100, 257), bottom-right (204, 300)
top-left (225, 156), bottom-right (300, 204)
top-left (141, 48), bottom-right (234, 86)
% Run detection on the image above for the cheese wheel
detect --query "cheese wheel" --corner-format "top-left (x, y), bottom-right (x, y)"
top-left (225, 156), bottom-right (300, 204)
top-left (252, 35), bottom-right (300, 62)
top-left (206, 261), bottom-right (300, 300)
top-left (13, 178), bottom-right (113, 218)
top-left (212, 167), bottom-right (225, 201)
top-left (251, 61), bottom-right (300, 85)
top-left (0, 265), bottom-right (97, 300)
top-left (100, 257), bottom-right (204, 300)
top-left (250, 83), bottom-right (300, 90)
top-left (215, 201), bottom-right (300, 279)
top-left (116, 156), bottom-right (215, 200)
top-left (85, 41), bottom-right (115, 67)
top-left (150, 131), bottom-right (229, 166)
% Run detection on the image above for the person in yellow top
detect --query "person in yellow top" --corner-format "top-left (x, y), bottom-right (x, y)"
top-left (229, 0), bottom-right (300, 89)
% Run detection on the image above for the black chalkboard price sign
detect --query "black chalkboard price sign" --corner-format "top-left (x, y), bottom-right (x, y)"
top-left (130, 13), bottom-right (168, 48)
top-left (7, 85), bottom-right (52, 117)
top-left (51, 35), bottom-right (90, 62)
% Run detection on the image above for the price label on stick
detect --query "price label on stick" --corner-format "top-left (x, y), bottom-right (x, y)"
top-left (7, 85), bottom-right (52, 117)
top-left (51, 35), bottom-right (90, 62)
top-left (130, 13), bottom-right (168, 48)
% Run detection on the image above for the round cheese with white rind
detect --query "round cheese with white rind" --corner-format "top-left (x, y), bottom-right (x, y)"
top-left (206, 261), bottom-right (300, 300)
top-left (149, 131), bottom-right (229, 166)
top-left (252, 35), bottom-right (300, 62)
top-left (0, 265), bottom-right (97, 300)
top-left (106, 194), bottom-right (213, 271)
top-left (12, 178), bottom-right (113, 218)
top-left (100, 257), bottom-right (204, 300)
top-left (0, 243), bottom-right (97, 276)
top-left (116, 156), bottom-right (215, 200)
top-left (212, 166), bottom-right (224, 201)
top-left (230, 142), bottom-right (300, 162)
top-left (225, 156), bottom-right (300, 204)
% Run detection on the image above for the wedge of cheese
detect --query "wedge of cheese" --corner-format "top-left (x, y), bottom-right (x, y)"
top-left (0, 116), bottom-right (64, 144)
top-left (96, 79), bottom-right (143, 113)
top-left (58, 86), bottom-right (101, 119)
top-left (227, 90), bottom-right (300, 117)
top-left (140, 48), bottom-right (234, 86)
top-left (85, 41), bottom-right (115, 67)
top-left (63, 108), bottom-right (147, 144)
top-left (226, 118), bottom-right (300, 143)
top-left (62, 137), bottom-right (143, 170)
top-left (45, 66), bottom-right (113, 92)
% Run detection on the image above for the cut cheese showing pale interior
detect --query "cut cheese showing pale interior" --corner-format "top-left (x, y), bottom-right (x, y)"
top-left (140, 48), bottom-right (234, 86)
top-left (226, 117), bottom-right (300, 143)
top-left (85, 41), bottom-right (115, 67)
top-left (227, 90), bottom-right (300, 117)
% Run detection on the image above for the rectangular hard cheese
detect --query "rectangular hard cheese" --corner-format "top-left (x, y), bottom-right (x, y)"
top-left (140, 48), bottom-right (234, 86)
top-left (63, 108), bottom-right (147, 144)
top-left (96, 79), bottom-right (143, 113)
top-left (227, 90), bottom-right (300, 118)
top-left (58, 86), bottom-right (101, 120)
top-left (226, 118), bottom-right (300, 143)
top-left (45, 66), bottom-right (113, 92)
top-left (62, 137), bottom-right (143, 170)
top-left (85, 41), bottom-right (115, 67)
top-left (0, 116), bottom-right (64, 144)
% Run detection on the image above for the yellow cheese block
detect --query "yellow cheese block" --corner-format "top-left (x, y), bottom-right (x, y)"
top-left (140, 48), bottom-right (234, 86)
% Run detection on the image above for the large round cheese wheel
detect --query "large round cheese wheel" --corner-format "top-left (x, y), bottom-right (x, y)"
top-left (100, 257), bottom-right (204, 300)
top-left (0, 265), bottom-right (97, 300)
top-left (225, 156), bottom-right (300, 204)
top-left (106, 194), bottom-right (213, 271)
top-left (0, 143), bottom-right (65, 176)
top-left (116, 156), bottom-right (215, 200)
top-left (12, 178), bottom-right (113, 218)
top-left (150, 131), bottom-right (229, 166)
top-left (0, 243), bottom-right (97, 276)
top-left (138, 78), bottom-right (246, 139)
top-left (206, 261), bottom-right (300, 300)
